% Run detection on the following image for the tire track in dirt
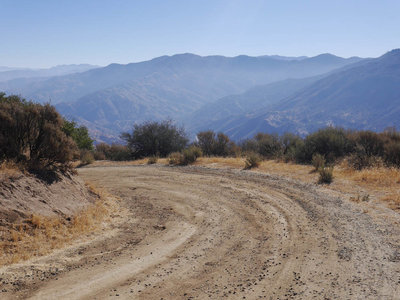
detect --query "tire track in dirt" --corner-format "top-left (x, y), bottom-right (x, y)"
top-left (2, 165), bottom-right (399, 299)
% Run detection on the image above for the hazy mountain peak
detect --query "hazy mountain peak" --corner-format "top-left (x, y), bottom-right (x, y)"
top-left (381, 48), bottom-right (400, 60)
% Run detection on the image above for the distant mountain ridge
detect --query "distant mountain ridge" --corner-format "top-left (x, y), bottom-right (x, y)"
top-left (206, 49), bottom-right (400, 140)
top-left (0, 64), bottom-right (99, 82)
top-left (0, 52), bottom-right (364, 142)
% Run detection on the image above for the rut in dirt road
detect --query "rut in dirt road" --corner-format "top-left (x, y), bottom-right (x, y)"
top-left (4, 165), bottom-right (400, 299)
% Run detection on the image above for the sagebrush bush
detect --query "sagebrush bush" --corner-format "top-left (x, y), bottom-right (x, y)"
top-left (318, 166), bottom-right (334, 184)
top-left (244, 152), bottom-right (262, 169)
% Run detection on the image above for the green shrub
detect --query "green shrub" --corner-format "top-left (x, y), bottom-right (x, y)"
top-left (181, 146), bottom-right (202, 165)
top-left (147, 156), bottom-right (158, 164)
top-left (384, 140), bottom-right (400, 167)
top-left (122, 120), bottom-right (188, 158)
top-left (318, 166), bottom-right (334, 184)
top-left (348, 150), bottom-right (378, 170)
top-left (189, 146), bottom-right (203, 159)
top-left (303, 127), bottom-right (353, 163)
top-left (239, 139), bottom-right (259, 154)
top-left (93, 150), bottom-right (106, 160)
top-left (255, 133), bottom-right (282, 158)
top-left (62, 119), bottom-right (93, 151)
top-left (280, 133), bottom-right (303, 162)
top-left (94, 143), bottom-right (132, 161)
top-left (244, 152), bottom-right (262, 169)
top-left (351, 130), bottom-right (384, 157)
top-left (311, 153), bottom-right (325, 171)
top-left (196, 131), bottom-right (233, 156)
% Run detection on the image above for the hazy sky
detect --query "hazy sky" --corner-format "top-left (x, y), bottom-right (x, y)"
top-left (1, 0), bottom-right (399, 68)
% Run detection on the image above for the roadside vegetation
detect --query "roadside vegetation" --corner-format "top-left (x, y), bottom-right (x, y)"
top-left (94, 124), bottom-right (400, 176)
top-left (1, 92), bottom-right (399, 207)
top-left (0, 94), bottom-right (114, 266)
top-left (0, 93), bottom-right (95, 177)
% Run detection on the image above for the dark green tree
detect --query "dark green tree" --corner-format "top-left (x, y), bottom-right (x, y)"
top-left (121, 120), bottom-right (188, 158)
top-left (62, 119), bottom-right (93, 150)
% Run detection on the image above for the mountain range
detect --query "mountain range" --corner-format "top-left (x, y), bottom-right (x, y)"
top-left (204, 49), bottom-right (400, 140)
top-left (0, 53), bottom-right (363, 142)
top-left (2, 50), bottom-right (400, 142)
top-left (0, 64), bottom-right (99, 82)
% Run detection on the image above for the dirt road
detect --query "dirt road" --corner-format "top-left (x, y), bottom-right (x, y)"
top-left (2, 165), bottom-right (400, 299)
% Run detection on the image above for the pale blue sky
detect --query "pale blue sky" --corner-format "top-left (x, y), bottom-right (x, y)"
top-left (1, 0), bottom-right (399, 68)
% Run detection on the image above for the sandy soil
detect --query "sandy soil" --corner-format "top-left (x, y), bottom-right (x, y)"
top-left (1, 164), bottom-right (400, 299)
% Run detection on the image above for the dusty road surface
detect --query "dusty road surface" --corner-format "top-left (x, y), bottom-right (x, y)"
top-left (2, 165), bottom-right (400, 299)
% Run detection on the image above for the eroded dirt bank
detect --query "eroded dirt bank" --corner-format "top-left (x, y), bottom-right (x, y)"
top-left (1, 165), bottom-right (400, 299)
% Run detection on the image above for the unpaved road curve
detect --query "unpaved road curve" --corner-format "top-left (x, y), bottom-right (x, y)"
top-left (4, 165), bottom-right (400, 299)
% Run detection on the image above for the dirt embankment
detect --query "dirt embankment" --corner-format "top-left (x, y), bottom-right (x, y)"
top-left (0, 168), bottom-right (106, 266)
top-left (0, 171), bottom-right (96, 225)
top-left (1, 164), bottom-right (399, 299)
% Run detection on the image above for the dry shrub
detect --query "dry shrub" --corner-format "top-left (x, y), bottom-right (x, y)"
top-left (318, 166), bottom-right (334, 184)
top-left (168, 152), bottom-right (182, 165)
top-left (147, 155), bottom-right (158, 164)
top-left (167, 147), bottom-right (202, 166)
top-left (79, 150), bottom-right (95, 166)
top-left (244, 152), bottom-right (263, 169)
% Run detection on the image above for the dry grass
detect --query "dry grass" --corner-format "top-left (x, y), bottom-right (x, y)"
top-left (0, 182), bottom-right (117, 266)
top-left (336, 163), bottom-right (400, 187)
top-left (195, 157), bottom-right (245, 168)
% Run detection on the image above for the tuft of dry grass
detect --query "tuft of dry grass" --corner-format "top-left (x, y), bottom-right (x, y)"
top-left (0, 182), bottom-right (118, 266)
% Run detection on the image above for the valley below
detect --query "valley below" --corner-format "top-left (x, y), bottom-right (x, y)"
top-left (1, 164), bottom-right (399, 299)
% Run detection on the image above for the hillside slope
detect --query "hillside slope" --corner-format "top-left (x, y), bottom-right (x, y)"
top-left (186, 76), bottom-right (321, 134)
